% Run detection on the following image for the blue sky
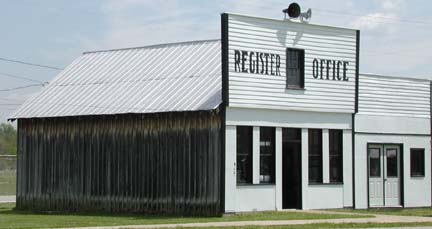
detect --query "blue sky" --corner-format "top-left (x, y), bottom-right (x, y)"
top-left (1, 0), bottom-right (431, 123)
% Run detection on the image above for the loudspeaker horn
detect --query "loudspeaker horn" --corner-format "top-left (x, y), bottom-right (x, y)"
top-left (300, 8), bottom-right (312, 22)
top-left (282, 3), bottom-right (312, 22)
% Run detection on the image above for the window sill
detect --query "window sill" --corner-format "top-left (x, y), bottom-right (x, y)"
top-left (309, 182), bottom-right (344, 186)
top-left (237, 183), bottom-right (275, 187)
top-left (411, 175), bottom-right (425, 178)
top-left (285, 86), bottom-right (305, 91)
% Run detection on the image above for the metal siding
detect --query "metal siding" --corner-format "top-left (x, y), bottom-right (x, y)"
top-left (16, 111), bottom-right (222, 215)
top-left (227, 14), bottom-right (357, 113)
top-left (358, 74), bottom-right (430, 118)
top-left (10, 40), bottom-right (222, 119)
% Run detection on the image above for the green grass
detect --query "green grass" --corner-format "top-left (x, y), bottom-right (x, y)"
top-left (334, 207), bottom-right (432, 217)
top-left (0, 170), bottom-right (16, 195)
top-left (0, 203), bottom-right (370, 229)
top-left (0, 157), bottom-right (16, 171)
top-left (169, 222), bottom-right (432, 228)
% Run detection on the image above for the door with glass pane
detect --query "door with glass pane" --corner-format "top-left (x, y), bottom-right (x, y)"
top-left (368, 144), bottom-right (401, 207)
top-left (368, 146), bottom-right (383, 206)
top-left (384, 146), bottom-right (400, 206)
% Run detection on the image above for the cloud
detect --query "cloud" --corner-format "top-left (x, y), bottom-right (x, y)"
top-left (98, 0), bottom-right (220, 49)
top-left (352, 12), bottom-right (399, 31)
top-left (352, 0), bottom-right (405, 32)
top-left (379, 0), bottom-right (405, 12)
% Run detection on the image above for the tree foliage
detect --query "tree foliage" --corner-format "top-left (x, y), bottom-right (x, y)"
top-left (0, 123), bottom-right (17, 155)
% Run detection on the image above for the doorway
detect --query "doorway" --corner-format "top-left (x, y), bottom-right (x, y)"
top-left (282, 128), bottom-right (302, 209)
top-left (368, 144), bottom-right (401, 207)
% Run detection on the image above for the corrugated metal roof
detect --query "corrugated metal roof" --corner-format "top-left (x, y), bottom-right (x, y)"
top-left (10, 40), bottom-right (222, 119)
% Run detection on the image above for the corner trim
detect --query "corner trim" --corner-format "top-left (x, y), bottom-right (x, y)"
top-left (352, 29), bottom-right (360, 209)
top-left (220, 13), bottom-right (229, 214)
top-left (221, 13), bottom-right (229, 107)
top-left (355, 30), bottom-right (360, 113)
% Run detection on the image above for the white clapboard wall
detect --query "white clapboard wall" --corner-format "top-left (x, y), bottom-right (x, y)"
top-left (226, 13), bottom-right (358, 113)
top-left (358, 73), bottom-right (430, 118)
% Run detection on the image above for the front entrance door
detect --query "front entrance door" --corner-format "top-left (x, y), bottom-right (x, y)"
top-left (368, 144), bottom-right (401, 207)
top-left (282, 128), bottom-right (302, 209)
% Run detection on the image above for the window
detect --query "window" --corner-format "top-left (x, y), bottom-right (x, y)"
top-left (308, 129), bottom-right (322, 183)
top-left (369, 148), bottom-right (381, 177)
top-left (260, 127), bottom-right (275, 184)
top-left (386, 149), bottom-right (398, 177)
top-left (411, 148), bottom-right (425, 177)
top-left (286, 48), bottom-right (304, 89)
top-left (237, 126), bottom-right (253, 184)
top-left (329, 130), bottom-right (343, 183)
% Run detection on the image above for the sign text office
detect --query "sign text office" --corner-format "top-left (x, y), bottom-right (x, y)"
top-left (234, 49), bottom-right (350, 81)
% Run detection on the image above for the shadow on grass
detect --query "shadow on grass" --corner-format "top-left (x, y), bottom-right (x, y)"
top-left (0, 208), bottom-right (220, 221)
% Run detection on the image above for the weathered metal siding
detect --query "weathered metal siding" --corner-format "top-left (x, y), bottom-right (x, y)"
top-left (16, 111), bottom-right (222, 215)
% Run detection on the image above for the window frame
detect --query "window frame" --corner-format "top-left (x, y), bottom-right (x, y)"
top-left (410, 148), bottom-right (425, 177)
top-left (308, 129), bottom-right (323, 184)
top-left (286, 48), bottom-right (305, 89)
top-left (329, 129), bottom-right (343, 183)
top-left (259, 127), bottom-right (276, 184)
top-left (236, 126), bottom-right (253, 184)
top-left (369, 148), bottom-right (381, 178)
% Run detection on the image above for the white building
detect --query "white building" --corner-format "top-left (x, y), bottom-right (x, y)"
top-left (10, 12), bottom-right (431, 214)
top-left (222, 13), bottom-right (431, 212)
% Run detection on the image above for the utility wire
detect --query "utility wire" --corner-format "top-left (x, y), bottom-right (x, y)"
top-left (0, 97), bottom-right (24, 102)
top-left (0, 57), bottom-right (64, 70)
top-left (0, 72), bottom-right (46, 84)
top-left (0, 103), bottom-right (21, 106)
top-left (315, 9), bottom-right (432, 26)
top-left (226, 1), bottom-right (432, 26)
top-left (0, 83), bottom-right (45, 92)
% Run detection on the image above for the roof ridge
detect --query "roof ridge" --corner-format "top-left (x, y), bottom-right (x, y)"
top-left (83, 39), bottom-right (221, 54)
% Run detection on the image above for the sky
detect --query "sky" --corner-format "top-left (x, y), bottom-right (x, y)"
top-left (0, 0), bottom-right (431, 124)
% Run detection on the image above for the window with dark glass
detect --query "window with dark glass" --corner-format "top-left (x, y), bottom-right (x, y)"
top-left (369, 148), bottom-right (381, 177)
top-left (308, 129), bottom-right (322, 183)
top-left (411, 148), bottom-right (425, 177)
top-left (260, 127), bottom-right (275, 184)
top-left (237, 126), bottom-right (253, 184)
top-left (386, 149), bottom-right (398, 177)
top-left (329, 130), bottom-right (343, 183)
top-left (286, 48), bottom-right (304, 89)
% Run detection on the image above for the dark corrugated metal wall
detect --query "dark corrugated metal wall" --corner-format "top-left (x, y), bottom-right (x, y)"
top-left (16, 111), bottom-right (222, 215)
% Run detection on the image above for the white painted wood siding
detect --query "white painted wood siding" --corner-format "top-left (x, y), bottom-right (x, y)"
top-left (358, 74), bottom-right (430, 118)
top-left (227, 14), bottom-right (358, 113)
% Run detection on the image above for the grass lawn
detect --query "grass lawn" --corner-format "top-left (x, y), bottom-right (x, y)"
top-left (335, 207), bottom-right (432, 217)
top-left (170, 222), bottom-right (432, 228)
top-left (0, 203), bottom-right (370, 229)
top-left (0, 170), bottom-right (15, 195)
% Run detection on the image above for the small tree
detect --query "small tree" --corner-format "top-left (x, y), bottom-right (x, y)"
top-left (0, 123), bottom-right (17, 155)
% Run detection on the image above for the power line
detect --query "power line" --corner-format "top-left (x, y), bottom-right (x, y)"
top-left (0, 83), bottom-right (45, 93)
top-left (0, 72), bottom-right (46, 84)
top-left (315, 9), bottom-right (432, 26)
top-left (0, 57), bottom-right (64, 70)
top-left (224, 1), bottom-right (432, 26)
top-left (0, 97), bottom-right (24, 102)
top-left (0, 103), bottom-right (21, 106)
